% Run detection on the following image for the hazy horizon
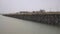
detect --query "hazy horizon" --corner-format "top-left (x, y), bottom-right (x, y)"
top-left (0, 0), bottom-right (60, 13)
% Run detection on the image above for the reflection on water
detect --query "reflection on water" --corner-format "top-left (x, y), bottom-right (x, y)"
top-left (0, 15), bottom-right (60, 34)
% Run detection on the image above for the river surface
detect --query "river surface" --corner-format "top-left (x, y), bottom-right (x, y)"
top-left (0, 15), bottom-right (60, 34)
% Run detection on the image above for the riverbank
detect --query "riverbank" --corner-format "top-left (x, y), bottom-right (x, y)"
top-left (3, 13), bottom-right (60, 26)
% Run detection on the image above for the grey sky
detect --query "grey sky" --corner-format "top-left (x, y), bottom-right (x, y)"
top-left (0, 0), bottom-right (60, 13)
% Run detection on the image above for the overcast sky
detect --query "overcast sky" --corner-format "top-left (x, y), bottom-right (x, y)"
top-left (0, 0), bottom-right (60, 13)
